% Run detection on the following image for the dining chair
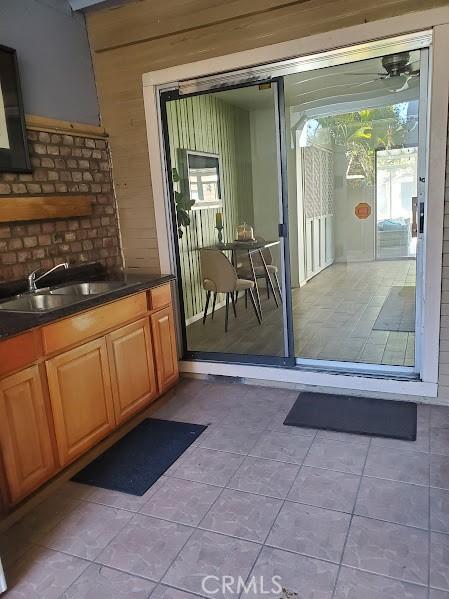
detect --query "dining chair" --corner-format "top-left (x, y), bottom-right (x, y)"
top-left (237, 236), bottom-right (282, 305)
top-left (199, 248), bottom-right (261, 332)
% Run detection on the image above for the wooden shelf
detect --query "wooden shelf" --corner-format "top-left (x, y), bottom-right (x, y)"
top-left (25, 114), bottom-right (107, 140)
top-left (0, 195), bottom-right (93, 223)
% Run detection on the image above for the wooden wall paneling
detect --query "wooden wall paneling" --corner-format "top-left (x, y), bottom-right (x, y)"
top-left (89, 0), bottom-right (310, 52)
top-left (87, 0), bottom-right (445, 273)
top-left (165, 93), bottom-right (250, 320)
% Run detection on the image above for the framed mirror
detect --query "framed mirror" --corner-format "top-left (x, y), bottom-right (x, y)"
top-left (0, 45), bottom-right (31, 173)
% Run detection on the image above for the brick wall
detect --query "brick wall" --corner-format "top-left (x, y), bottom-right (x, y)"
top-left (0, 129), bottom-right (123, 282)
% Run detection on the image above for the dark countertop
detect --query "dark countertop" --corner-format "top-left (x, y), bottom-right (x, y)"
top-left (0, 264), bottom-right (176, 341)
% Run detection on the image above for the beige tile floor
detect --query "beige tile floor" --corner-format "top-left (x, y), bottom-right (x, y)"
top-left (187, 259), bottom-right (416, 366)
top-left (294, 259), bottom-right (416, 365)
top-left (1, 378), bottom-right (449, 598)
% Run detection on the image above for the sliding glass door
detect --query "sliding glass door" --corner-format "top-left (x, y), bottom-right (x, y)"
top-left (284, 49), bottom-right (427, 370)
top-left (160, 39), bottom-right (429, 374)
top-left (160, 80), bottom-right (293, 364)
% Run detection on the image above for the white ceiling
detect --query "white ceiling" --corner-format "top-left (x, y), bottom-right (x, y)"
top-left (214, 52), bottom-right (421, 115)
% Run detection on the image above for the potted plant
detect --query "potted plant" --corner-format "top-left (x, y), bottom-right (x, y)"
top-left (172, 167), bottom-right (195, 238)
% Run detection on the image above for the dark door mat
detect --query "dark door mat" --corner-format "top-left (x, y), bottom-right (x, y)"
top-left (72, 419), bottom-right (207, 496)
top-left (373, 286), bottom-right (416, 332)
top-left (284, 392), bottom-right (416, 440)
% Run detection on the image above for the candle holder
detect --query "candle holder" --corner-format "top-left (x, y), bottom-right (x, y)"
top-left (215, 224), bottom-right (224, 246)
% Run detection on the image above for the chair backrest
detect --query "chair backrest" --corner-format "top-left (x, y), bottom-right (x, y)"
top-left (199, 248), bottom-right (237, 293)
top-left (254, 236), bottom-right (273, 266)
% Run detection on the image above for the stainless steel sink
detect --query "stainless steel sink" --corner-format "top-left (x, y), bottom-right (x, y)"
top-left (0, 294), bottom-right (77, 313)
top-left (0, 281), bottom-right (127, 313)
top-left (49, 281), bottom-right (125, 296)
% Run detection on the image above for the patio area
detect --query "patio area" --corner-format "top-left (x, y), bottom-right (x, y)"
top-left (1, 378), bottom-right (449, 599)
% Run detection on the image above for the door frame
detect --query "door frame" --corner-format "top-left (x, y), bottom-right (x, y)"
top-left (158, 78), bottom-right (295, 366)
top-left (143, 8), bottom-right (449, 396)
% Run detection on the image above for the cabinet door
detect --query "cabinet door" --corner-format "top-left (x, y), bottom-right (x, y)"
top-left (0, 365), bottom-right (55, 503)
top-left (107, 318), bottom-right (158, 424)
top-left (151, 306), bottom-right (179, 393)
top-left (46, 337), bottom-right (115, 466)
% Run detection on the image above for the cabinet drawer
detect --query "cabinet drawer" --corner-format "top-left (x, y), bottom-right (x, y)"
top-left (42, 293), bottom-right (148, 355)
top-left (149, 284), bottom-right (172, 311)
top-left (0, 330), bottom-right (42, 378)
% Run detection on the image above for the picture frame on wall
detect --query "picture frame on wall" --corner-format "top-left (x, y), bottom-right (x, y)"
top-left (0, 44), bottom-right (31, 173)
top-left (177, 149), bottom-right (222, 210)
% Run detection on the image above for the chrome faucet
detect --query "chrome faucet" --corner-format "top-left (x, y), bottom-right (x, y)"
top-left (27, 262), bottom-right (69, 293)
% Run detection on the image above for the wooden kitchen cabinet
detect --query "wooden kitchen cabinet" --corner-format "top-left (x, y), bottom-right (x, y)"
top-left (46, 337), bottom-right (116, 466)
top-left (0, 286), bottom-right (180, 509)
top-left (107, 318), bottom-right (158, 424)
top-left (151, 306), bottom-right (179, 393)
top-left (0, 365), bottom-right (55, 503)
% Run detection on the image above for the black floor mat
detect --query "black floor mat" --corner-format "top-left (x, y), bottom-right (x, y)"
top-left (72, 418), bottom-right (207, 495)
top-left (284, 392), bottom-right (416, 440)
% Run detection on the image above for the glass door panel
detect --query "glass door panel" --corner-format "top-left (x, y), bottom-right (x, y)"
top-left (284, 49), bottom-right (426, 368)
top-left (375, 146), bottom-right (418, 259)
top-left (161, 81), bottom-right (292, 362)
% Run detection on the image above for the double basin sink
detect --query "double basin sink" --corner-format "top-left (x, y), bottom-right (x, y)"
top-left (0, 282), bottom-right (126, 313)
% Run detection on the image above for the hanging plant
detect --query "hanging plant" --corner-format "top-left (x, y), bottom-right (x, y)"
top-left (172, 167), bottom-right (195, 238)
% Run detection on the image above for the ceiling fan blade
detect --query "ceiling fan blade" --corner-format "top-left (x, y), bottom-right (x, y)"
top-left (337, 72), bottom-right (385, 76)
top-left (292, 71), bottom-right (383, 85)
top-left (394, 77), bottom-right (411, 92)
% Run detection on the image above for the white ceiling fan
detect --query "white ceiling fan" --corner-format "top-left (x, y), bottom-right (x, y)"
top-left (291, 52), bottom-right (420, 96)
top-left (340, 52), bottom-right (421, 93)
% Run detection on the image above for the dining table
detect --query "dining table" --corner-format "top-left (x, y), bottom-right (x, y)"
top-left (212, 239), bottom-right (281, 320)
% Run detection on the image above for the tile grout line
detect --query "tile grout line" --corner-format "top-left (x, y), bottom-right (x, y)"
top-left (330, 436), bottom-right (373, 599)
top-left (145, 449), bottom-right (252, 595)
top-left (37, 498), bottom-right (151, 599)
top-left (237, 429), bottom-right (319, 597)
top-left (6, 396), bottom-right (442, 597)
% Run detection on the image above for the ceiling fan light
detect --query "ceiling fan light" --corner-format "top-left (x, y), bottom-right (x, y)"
top-left (382, 74), bottom-right (409, 92)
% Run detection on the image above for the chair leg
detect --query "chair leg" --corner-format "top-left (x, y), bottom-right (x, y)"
top-left (249, 288), bottom-right (262, 324)
top-left (225, 293), bottom-right (230, 332)
top-left (231, 293), bottom-right (237, 318)
top-left (202, 290), bottom-right (211, 324)
top-left (245, 290), bottom-right (248, 309)
top-left (211, 292), bottom-right (217, 319)
top-left (274, 272), bottom-right (282, 300)
top-left (266, 276), bottom-right (270, 299)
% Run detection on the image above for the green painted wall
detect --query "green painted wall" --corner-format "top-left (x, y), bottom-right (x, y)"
top-left (166, 94), bottom-right (253, 321)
